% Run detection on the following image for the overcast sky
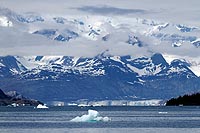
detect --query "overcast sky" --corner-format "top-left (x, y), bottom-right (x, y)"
top-left (0, 0), bottom-right (200, 58)
top-left (1, 0), bottom-right (200, 25)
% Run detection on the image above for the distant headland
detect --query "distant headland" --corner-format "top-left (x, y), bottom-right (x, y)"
top-left (0, 89), bottom-right (43, 106)
top-left (166, 93), bottom-right (200, 106)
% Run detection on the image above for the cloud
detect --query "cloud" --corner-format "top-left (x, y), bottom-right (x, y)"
top-left (0, 0), bottom-right (200, 61)
top-left (76, 6), bottom-right (147, 15)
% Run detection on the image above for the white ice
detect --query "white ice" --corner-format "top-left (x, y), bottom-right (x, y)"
top-left (0, 16), bottom-right (13, 27)
top-left (36, 104), bottom-right (49, 109)
top-left (70, 109), bottom-right (111, 122)
top-left (158, 112), bottom-right (168, 114)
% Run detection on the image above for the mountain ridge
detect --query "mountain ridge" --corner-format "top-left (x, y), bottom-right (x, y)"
top-left (0, 7), bottom-right (200, 104)
top-left (0, 54), bottom-right (199, 103)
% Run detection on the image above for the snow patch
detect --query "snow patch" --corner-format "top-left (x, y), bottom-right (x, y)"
top-left (163, 54), bottom-right (200, 76)
top-left (0, 62), bottom-right (5, 67)
top-left (145, 23), bottom-right (169, 34)
top-left (162, 54), bottom-right (178, 64)
top-left (188, 63), bottom-right (200, 77)
top-left (0, 16), bottom-right (13, 27)
top-left (172, 42), bottom-right (182, 47)
top-left (127, 64), bottom-right (145, 76)
top-left (127, 63), bottom-right (162, 76)
top-left (72, 57), bottom-right (80, 66)
top-left (110, 56), bottom-right (124, 64)
top-left (10, 68), bottom-right (19, 74)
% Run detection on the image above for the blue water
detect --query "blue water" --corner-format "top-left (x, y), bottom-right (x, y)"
top-left (0, 106), bottom-right (200, 133)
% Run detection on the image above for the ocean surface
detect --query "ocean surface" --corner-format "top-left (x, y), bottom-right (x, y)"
top-left (0, 106), bottom-right (200, 133)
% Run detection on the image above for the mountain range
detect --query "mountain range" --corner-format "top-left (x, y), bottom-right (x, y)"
top-left (0, 54), bottom-right (199, 104)
top-left (0, 7), bottom-right (200, 104)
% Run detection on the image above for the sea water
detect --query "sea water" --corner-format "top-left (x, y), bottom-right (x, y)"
top-left (0, 106), bottom-right (200, 133)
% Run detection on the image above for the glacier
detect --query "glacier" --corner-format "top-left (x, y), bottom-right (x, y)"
top-left (68, 99), bottom-right (163, 106)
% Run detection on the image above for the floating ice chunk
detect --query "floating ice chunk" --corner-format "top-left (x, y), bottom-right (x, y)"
top-left (70, 110), bottom-right (111, 122)
top-left (158, 112), bottom-right (168, 114)
top-left (77, 104), bottom-right (90, 107)
top-left (36, 104), bottom-right (49, 109)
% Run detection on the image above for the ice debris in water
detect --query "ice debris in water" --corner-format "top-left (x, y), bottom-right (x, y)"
top-left (158, 112), bottom-right (168, 114)
top-left (70, 109), bottom-right (111, 122)
top-left (35, 104), bottom-right (49, 109)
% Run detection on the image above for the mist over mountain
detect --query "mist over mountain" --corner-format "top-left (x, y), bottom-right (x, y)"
top-left (0, 0), bottom-right (200, 105)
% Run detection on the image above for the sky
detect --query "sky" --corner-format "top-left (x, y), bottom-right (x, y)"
top-left (1, 0), bottom-right (200, 25)
top-left (0, 0), bottom-right (200, 59)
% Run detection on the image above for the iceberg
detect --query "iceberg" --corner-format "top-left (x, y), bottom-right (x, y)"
top-left (36, 104), bottom-right (49, 109)
top-left (158, 112), bottom-right (168, 114)
top-left (70, 110), bottom-right (111, 122)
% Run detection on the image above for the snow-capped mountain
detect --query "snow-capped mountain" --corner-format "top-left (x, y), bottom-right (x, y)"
top-left (2, 54), bottom-right (196, 80)
top-left (1, 7), bottom-right (200, 45)
top-left (0, 7), bottom-right (200, 103)
top-left (0, 54), bottom-right (199, 103)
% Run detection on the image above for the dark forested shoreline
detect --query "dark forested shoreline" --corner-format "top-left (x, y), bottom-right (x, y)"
top-left (166, 93), bottom-right (200, 106)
